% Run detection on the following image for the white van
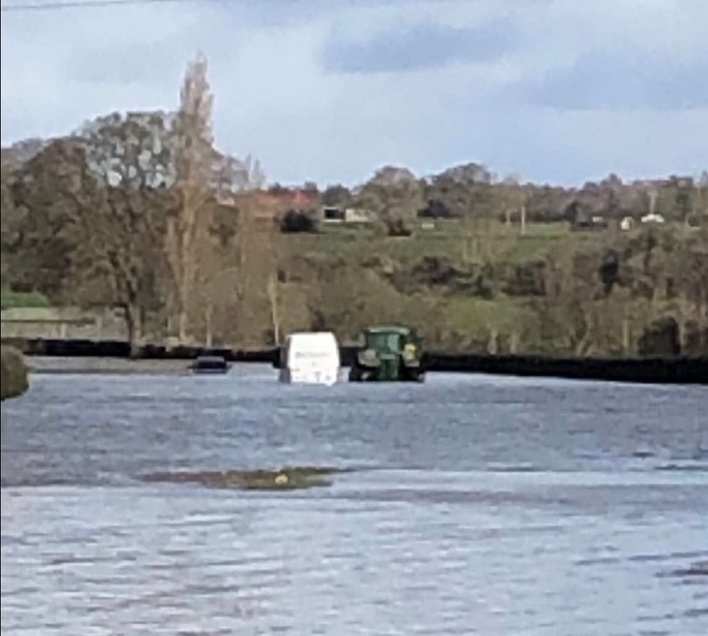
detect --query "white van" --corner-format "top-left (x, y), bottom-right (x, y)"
top-left (278, 332), bottom-right (340, 385)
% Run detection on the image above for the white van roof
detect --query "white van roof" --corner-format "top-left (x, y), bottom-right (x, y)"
top-left (287, 331), bottom-right (338, 345)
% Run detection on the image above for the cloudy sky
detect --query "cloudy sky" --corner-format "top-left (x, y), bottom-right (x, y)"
top-left (1, 0), bottom-right (706, 187)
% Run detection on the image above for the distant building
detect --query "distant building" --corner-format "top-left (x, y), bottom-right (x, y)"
top-left (641, 213), bottom-right (666, 224)
top-left (225, 190), bottom-right (312, 220)
top-left (321, 206), bottom-right (373, 224)
top-left (321, 206), bottom-right (345, 222)
top-left (570, 208), bottom-right (608, 231)
top-left (620, 216), bottom-right (635, 231)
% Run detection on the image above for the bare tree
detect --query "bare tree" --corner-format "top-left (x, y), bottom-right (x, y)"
top-left (171, 190), bottom-right (280, 347)
top-left (168, 51), bottom-right (216, 344)
top-left (498, 173), bottom-right (528, 237)
top-left (229, 192), bottom-right (281, 344)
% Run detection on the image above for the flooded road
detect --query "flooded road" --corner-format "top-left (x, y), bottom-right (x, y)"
top-left (2, 366), bottom-right (708, 635)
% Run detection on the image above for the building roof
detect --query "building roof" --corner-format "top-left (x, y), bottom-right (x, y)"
top-left (366, 325), bottom-right (414, 335)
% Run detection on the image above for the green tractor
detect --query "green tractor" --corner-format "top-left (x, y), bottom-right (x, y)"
top-left (348, 326), bottom-right (426, 382)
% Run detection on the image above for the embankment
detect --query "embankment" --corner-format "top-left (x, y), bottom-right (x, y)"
top-left (6, 337), bottom-right (707, 385)
top-left (1, 345), bottom-right (29, 400)
top-left (424, 352), bottom-right (708, 386)
top-left (3, 338), bottom-right (277, 364)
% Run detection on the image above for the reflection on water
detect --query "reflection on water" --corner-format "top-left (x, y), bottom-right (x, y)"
top-left (2, 367), bottom-right (708, 634)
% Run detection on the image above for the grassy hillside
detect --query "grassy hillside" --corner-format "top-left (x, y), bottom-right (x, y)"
top-left (276, 221), bottom-right (707, 355)
top-left (2, 218), bottom-right (706, 356)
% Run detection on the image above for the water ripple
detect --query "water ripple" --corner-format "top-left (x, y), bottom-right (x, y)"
top-left (2, 369), bottom-right (708, 635)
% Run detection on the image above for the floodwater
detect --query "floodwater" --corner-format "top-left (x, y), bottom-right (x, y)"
top-left (2, 365), bottom-right (707, 635)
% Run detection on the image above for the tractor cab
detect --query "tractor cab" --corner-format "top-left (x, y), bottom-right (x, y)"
top-left (349, 325), bottom-right (425, 382)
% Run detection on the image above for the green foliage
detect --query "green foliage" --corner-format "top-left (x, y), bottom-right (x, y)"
top-left (279, 209), bottom-right (319, 234)
top-left (1, 288), bottom-right (50, 310)
top-left (141, 466), bottom-right (347, 490)
top-left (354, 166), bottom-right (424, 235)
top-left (1, 345), bottom-right (28, 401)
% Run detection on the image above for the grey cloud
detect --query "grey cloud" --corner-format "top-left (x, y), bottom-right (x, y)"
top-left (322, 17), bottom-right (518, 75)
top-left (67, 40), bottom-right (187, 86)
top-left (221, 0), bottom-right (328, 27)
top-left (517, 52), bottom-right (708, 111)
top-left (229, 0), bottom-right (439, 27)
top-left (3, 0), bottom-right (707, 187)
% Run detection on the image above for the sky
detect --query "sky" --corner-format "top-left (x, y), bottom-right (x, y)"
top-left (1, 0), bottom-right (707, 187)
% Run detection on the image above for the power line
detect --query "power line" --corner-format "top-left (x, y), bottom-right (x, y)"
top-left (1, 0), bottom-right (215, 12)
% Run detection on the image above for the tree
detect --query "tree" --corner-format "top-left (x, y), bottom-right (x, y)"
top-left (321, 184), bottom-right (352, 208)
top-left (0, 176), bottom-right (15, 286)
top-left (279, 209), bottom-right (318, 233)
top-left (355, 166), bottom-right (424, 235)
top-left (675, 239), bottom-right (708, 350)
top-left (524, 184), bottom-right (568, 223)
top-left (425, 162), bottom-right (494, 219)
top-left (167, 51), bottom-right (216, 343)
top-left (165, 52), bottom-right (271, 345)
top-left (68, 111), bottom-right (175, 354)
top-left (1, 168), bottom-right (25, 288)
top-left (212, 153), bottom-right (265, 201)
top-left (438, 162), bottom-right (492, 185)
top-left (674, 177), bottom-right (694, 224)
top-left (693, 172), bottom-right (708, 223)
top-left (2, 141), bottom-right (88, 296)
top-left (498, 173), bottom-right (527, 230)
top-left (423, 162), bottom-right (499, 262)
top-left (305, 259), bottom-right (439, 342)
top-left (218, 192), bottom-right (280, 345)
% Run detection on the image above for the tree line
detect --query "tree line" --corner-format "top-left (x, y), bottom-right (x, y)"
top-left (279, 164), bottom-right (707, 236)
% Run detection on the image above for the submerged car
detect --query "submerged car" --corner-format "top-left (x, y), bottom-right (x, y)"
top-left (188, 355), bottom-right (231, 374)
top-left (348, 325), bottom-right (426, 382)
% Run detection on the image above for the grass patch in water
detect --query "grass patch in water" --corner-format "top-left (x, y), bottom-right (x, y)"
top-left (675, 561), bottom-right (708, 577)
top-left (141, 465), bottom-right (350, 491)
top-left (1, 345), bottom-right (29, 401)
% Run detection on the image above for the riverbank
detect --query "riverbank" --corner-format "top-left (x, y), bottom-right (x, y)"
top-left (1, 345), bottom-right (29, 400)
top-left (15, 338), bottom-right (708, 385)
top-left (428, 352), bottom-right (708, 385)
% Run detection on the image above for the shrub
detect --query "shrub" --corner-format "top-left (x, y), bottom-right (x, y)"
top-left (279, 209), bottom-right (319, 234)
top-left (1, 345), bottom-right (29, 401)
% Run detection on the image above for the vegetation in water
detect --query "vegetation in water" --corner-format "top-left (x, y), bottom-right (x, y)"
top-left (0, 345), bottom-right (29, 401)
top-left (140, 465), bottom-right (350, 491)
top-left (672, 561), bottom-right (708, 577)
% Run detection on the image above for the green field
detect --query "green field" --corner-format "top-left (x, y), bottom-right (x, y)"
top-left (1, 288), bottom-right (50, 310)
top-left (285, 220), bottom-right (605, 265)
top-left (272, 220), bottom-right (581, 346)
